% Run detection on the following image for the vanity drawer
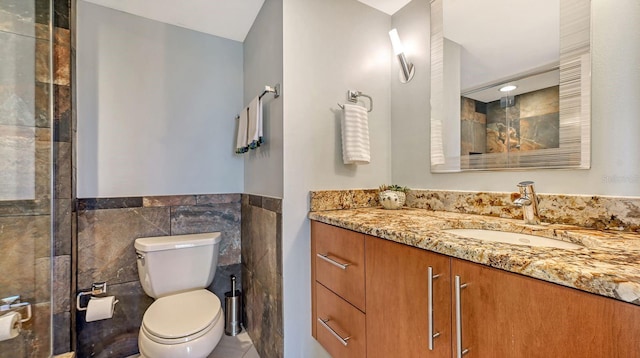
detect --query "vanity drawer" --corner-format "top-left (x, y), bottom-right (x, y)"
top-left (316, 283), bottom-right (366, 358)
top-left (313, 222), bottom-right (365, 311)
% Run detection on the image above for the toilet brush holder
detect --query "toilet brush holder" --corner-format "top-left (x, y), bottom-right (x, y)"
top-left (224, 275), bottom-right (242, 336)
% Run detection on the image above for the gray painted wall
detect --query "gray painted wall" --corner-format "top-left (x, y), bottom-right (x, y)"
top-left (391, 0), bottom-right (431, 180)
top-left (282, 0), bottom-right (392, 356)
top-left (76, 1), bottom-right (244, 198)
top-left (391, 0), bottom-right (640, 197)
top-left (243, 0), bottom-right (284, 198)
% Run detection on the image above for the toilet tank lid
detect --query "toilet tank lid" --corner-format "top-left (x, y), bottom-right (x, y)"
top-left (135, 232), bottom-right (221, 252)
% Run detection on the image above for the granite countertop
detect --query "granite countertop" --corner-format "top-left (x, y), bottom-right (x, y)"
top-left (309, 207), bottom-right (640, 306)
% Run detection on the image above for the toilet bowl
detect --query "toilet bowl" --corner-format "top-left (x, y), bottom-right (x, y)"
top-left (138, 290), bottom-right (223, 358)
top-left (134, 233), bottom-right (224, 358)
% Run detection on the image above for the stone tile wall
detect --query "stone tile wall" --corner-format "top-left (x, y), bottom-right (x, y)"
top-left (75, 194), bottom-right (242, 357)
top-left (0, 215), bottom-right (51, 358)
top-left (484, 86), bottom-right (560, 154)
top-left (460, 96), bottom-right (486, 155)
top-left (0, 0), bottom-right (72, 357)
top-left (53, 0), bottom-right (74, 354)
top-left (241, 194), bottom-right (283, 358)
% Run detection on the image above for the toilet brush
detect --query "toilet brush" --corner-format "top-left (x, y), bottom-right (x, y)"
top-left (224, 275), bottom-right (242, 336)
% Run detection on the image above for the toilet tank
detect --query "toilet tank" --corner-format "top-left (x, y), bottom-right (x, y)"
top-left (134, 232), bottom-right (222, 298)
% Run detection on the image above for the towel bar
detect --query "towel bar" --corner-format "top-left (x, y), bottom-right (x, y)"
top-left (259, 84), bottom-right (280, 99)
top-left (338, 90), bottom-right (373, 112)
top-left (235, 84), bottom-right (280, 121)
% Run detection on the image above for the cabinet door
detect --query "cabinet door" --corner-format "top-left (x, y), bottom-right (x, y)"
top-left (451, 258), bottom-right (640, 358)
top-left (365, 236), bottom-right (451, 358)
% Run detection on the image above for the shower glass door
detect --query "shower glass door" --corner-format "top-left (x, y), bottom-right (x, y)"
top-left (0, 0), bottom-right (53, 357)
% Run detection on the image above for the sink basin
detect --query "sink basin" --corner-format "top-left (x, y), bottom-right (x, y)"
top-left (444, 229), bottom-right (583, 249)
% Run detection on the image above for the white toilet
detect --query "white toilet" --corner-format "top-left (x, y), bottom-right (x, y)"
top-left (134, 232), bottom-right (225, 358)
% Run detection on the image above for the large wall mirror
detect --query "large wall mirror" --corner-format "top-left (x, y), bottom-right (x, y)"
top-left (430, 0), bottom-right (591, 172)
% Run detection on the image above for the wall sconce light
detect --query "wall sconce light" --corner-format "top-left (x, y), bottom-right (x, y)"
top-left (389, 28), bottom-right (414, 83)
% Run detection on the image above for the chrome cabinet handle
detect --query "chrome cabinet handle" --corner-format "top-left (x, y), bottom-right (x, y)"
top-left (455, 275), bottom-right (469, 358)
top-left (317, 253), bottom-right (350, 270)
top-left (318, 317), bottom-right (351, 346)
top-left (428, 266), bottom-right (441, 350)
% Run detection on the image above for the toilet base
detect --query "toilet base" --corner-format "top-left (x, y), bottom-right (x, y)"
top-left (138, 318), bottom-right (224, 358)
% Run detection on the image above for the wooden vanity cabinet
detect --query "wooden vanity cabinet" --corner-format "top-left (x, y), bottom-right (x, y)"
top-left (451, 258), bottom-right (640, 358)
top-left (311, 221), bottom-right (640, 358)
top-left (365, 235), bottom-right (452, 358)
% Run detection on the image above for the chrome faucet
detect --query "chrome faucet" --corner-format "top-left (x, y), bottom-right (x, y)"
top-left (513, 181), bottom-right (541, 225)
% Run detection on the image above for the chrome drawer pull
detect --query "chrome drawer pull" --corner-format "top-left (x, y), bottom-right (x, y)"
top-left (318, 317), bottom-right (351, 346)
top-left (428, 266), bottom-right (441, 350)
top-left (455, 275), bottom-right (470, 357)
top-left (317, 253), bottom-right (351, 270)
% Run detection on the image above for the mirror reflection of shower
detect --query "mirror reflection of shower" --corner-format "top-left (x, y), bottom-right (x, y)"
top-left (460, 69), bottom-right (560, 169)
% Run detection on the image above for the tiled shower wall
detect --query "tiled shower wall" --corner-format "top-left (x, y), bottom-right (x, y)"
top-left (241, 194), bottom-right (284, 357)
top-left (54, 0), bottom-right (74, 354)
top-left (461, 86), bottom-right (560, 157)
top-left (0, 0), bottom-right (51, 351)
top-left (75, 194), bottom-right (242, 357)
top-left (0, 0), bottom-right (73, 357)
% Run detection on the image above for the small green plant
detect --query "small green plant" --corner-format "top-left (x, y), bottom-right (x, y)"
top-left (378, 184), bottom-right (410, 193)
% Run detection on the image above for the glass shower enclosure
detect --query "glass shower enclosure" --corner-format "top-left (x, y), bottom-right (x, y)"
top-left (0, 0), bottom-right (54, 357)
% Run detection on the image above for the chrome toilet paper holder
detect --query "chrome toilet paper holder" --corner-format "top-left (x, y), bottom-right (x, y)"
top-left (0, 295), bottom-right (32, 323)
top-left (76, 282), bottom-right (107, 311)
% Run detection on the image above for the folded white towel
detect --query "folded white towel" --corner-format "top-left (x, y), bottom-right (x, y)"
top-left (235, 108), bottom-right (249, 154)
top-left (341, 103), bottom-right (370, 165)
top-left (247, 95), bottom-right (263, 149)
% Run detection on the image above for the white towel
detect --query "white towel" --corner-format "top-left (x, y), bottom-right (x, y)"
top-left (341, 103), bottom-right (370, 165)
top-left (430, 118), bottom-right (445, 165)
top-left (247, 95), bottom-right (263, 149)
top-left (235, 108), bottom-right (249, 154)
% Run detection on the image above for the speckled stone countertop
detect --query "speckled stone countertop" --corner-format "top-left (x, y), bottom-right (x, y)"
top-left (309, 207), bottom-right (640, 306)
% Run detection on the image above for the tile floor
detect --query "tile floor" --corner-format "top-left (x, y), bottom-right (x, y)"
top-left (125, 330), bottom-right (258, 358)
top-left (208, 330), bottom-right (259, 358)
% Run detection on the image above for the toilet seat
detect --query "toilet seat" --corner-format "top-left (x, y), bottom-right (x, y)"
top-left (142, 290), bottom-right (221, 344)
